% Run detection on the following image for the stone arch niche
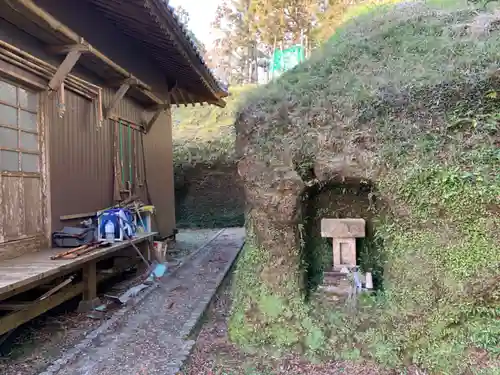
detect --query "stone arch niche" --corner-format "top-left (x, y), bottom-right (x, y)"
top-left (298, 174), bottom-right (382, 299)
top-left (237, 149), bottom-right (384, 303)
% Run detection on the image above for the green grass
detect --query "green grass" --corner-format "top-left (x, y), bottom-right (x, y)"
top-left (230, 1), bottom-right (500, 373)
top-left (172, 86), bottom-right (251, 229)
top-left (172, 85), bottom-right (255, 167)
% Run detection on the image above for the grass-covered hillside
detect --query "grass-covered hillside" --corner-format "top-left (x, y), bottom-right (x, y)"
top-left (230, 1), bottom-right (500, 373)
top-left (172, 86), bottom-right (253, 229)
top-left (172, 85), bottom-right (255, 168)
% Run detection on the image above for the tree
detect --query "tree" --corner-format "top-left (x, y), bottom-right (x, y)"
top-left (210, 0), bottom-right (321, 84)
top-left (173, 4), bottom-right (190, 25)
top-left (173, 5), bottom-right (207, 56)
top-left (211, 0), bottom-right (258, 84)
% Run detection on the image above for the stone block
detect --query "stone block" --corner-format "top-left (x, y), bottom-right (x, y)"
top-left (77, 297), bottom-right (101, 313)
top-left (332, 237), bottom-right (357, 270)
top-left (321, 218), bottom-right (366, 238)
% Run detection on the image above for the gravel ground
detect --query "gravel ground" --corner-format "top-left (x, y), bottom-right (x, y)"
top-left (0, 228), bottom-right (225, 375)
top-left (170, 229), bottom-right (223, 260)
top-left (51, 228), bottom-right (244, 375)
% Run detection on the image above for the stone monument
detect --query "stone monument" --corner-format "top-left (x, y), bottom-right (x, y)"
top-left (321, 218), bottom-right (366, 272)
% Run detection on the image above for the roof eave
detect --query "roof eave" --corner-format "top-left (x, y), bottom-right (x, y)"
top-left (149, 0), bottom-right (225, 103)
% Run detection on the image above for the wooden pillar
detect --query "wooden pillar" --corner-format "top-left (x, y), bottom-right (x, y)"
top-left (78, 261), bottom-right (99, 312)
top-left (142, 109), bottom-right (176, 238)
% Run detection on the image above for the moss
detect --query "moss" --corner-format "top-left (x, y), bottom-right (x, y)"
top-left (228, 228), bottom-right (308, 350)
top-left (231, 1), bottom-right (500, 372)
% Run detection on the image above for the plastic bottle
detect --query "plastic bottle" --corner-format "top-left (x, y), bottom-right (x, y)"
top-left (117, 209), bottom-right (131, 238)
top-left (105, 220), bottom-right (115, 244)
top-left (365, 271), bottom-right (373, 290)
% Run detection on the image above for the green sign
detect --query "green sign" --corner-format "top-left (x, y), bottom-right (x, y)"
top-left (270, 45), bottom-right (305, 77)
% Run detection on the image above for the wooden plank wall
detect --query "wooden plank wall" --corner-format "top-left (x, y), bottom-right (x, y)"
top-left (48, 87), bottom-right (150, 232)
top-left (0, 12), bottom-right (179, 257)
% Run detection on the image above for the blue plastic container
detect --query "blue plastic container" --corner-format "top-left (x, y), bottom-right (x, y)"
top-left (98, 208), bottom-right (136, 241)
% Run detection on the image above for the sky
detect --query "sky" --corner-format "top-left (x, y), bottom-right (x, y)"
top-left (169, 0), bottom-right (222, 47)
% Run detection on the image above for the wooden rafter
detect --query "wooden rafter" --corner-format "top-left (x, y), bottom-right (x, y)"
top-left (176, 89), bottom-right (189, 107)
top-left (186, 92), bottom-right (197, 107)
top-left (170, 90), bottom-right (179, 106)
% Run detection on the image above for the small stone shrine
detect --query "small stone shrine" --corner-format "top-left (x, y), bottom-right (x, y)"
top-left (319, 218), bottom-right (370, 298)
top-left (321, 218), bottom-right (365, 271)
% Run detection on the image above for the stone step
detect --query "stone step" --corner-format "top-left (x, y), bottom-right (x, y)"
top-left (323, 271), bottom-right (350, 287)
top-left (318, 284), bottom-right (351, 296)
top-left (323, 270), bottom-right (348, 278)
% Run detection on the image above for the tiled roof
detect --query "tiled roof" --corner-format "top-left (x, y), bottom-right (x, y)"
top-left (87, 0), bottom-right (228, 105)
top-left (162, 1), bottom-right (228, 95)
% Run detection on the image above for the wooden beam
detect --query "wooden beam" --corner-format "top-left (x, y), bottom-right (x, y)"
top-left (82, 261), bottom-right (97, 302)
top-left (105, 82), bottom-right (131, 119)
top-left (0, 283), bottom-right (83, 336)
top-left (150, 103), bottom-right (171, 112)
top-left (48, 44), bottom-right (90, 54)
top-left (60, 211), bottom-right (96, 221)
top-left (48, 49), bottom-right (82, 91)
top-left (145, 108), bottom-right (164, 134)
top-left (140, 88), bottom-right (163, 106)
top-left (106, 77), bottom-right (139, 88)
top-left (13, 0), bottom-right (162, 105)
top-left (0, 302), bottom-right (32, 311)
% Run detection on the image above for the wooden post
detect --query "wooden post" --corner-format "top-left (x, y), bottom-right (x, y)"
top-left (78, 261), bottom-right (99, 312)
top-left (83, 261), bottom-right (96, 300)
top-left (177, 89), bottom-right (188, 107)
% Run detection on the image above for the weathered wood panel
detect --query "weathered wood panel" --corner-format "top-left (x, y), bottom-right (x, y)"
top-left (24, 176), bottom-right (43, 235)
top-left (1, 176), bottom-right (23, 240)
top-left (0, 235), bottom-right (46, 262)
top-left (0, 62), bottom-right (46, 259)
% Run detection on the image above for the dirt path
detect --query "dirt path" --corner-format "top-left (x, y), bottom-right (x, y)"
top-left (40, 228), bottom-right (245, 375)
